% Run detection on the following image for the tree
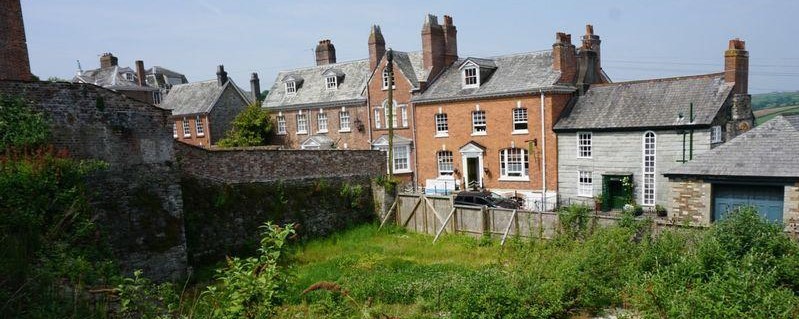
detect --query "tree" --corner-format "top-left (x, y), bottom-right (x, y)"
top-left (218, 103), bottom-right (274, 147)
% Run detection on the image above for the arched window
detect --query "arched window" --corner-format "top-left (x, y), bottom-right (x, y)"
top-left (437, 151), bottom-right (454, 176)
top-left (500, 148), bottom-right (528, 178)
top-left (642, 131), bottom-right (656, 205)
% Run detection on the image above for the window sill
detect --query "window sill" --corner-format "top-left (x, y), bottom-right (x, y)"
top-left (435, 133), bottom-right (449, 138)
top-left (498, 176), bottom-right (530, 182)
top-left (183, 134), bottom-right (191, 138)
top-left (277, 132), bottom-right (287, 136)
top-left (381, 86), bottom-right (396, 91)
top-left (471, 132), bottom-right (487, 136)
top-left (577, 156), bottom-right (593, 159)
top-left (173, 135), bottom-right (178, 138)
top-left (512, 130), bottom-right (529, 135)
top-left (317, 130), bottom-right (328, 134)
top-left (338, 129), bottom-right (351, 133)
top-left (393, 169), bottom-right (412, 174)
top-left (577, 194), bottom-right (594, 198)
top-left (197, 133), bottom-right (205, 137)
top-left (296, 131), bottom-right (308, 135)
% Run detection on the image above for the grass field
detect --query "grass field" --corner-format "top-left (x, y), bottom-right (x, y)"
top-left (755, 104), bottom-right (799, 125)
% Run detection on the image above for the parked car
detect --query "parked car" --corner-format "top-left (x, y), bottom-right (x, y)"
top-left (453, 191), bottom-right (521, 209)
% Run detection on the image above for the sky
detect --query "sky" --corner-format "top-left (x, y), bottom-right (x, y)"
top-left (20, 0), bottom-right (799, 94)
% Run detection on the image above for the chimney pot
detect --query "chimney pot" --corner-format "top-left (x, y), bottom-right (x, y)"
top-left (100, 52), bottom-right (119, 68)
top-left (725, 38), bottom-right (749, 95)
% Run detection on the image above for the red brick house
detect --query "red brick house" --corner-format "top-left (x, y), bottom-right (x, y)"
top-left (412, 27), bottom-right (608, 208)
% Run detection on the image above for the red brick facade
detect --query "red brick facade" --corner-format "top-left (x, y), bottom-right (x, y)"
top-left (271, 104), bottom-right (372, 150)
top-left (174, 115), bottom-right (211, 147)
top-left (0, 0), bottom-right (33, 81)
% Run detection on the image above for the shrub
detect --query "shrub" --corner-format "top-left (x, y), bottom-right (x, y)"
top-left (556, 203), bottom-right (592, 240)
top-left (217, 103), bottom-right (274, 147)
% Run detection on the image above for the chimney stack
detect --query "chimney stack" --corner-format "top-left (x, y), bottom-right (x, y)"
top-left (0, 0), bottom-right (33, 81)
top-left (552, 32), bottom-right (577, 83)
top-left (368, 25), bottom-right (386, 71)
top-left (250, 72), bottom-right (261, 102)
top-left (315, 39), bottom-right (336, 66)
top-left (100, 53), bottom-right (119, 68)
top-left (135, 60), bottom-right (146, 86)
top-left (725, 38), bottom-right (749, 95)
top-left (216, 65), bottom-right (228, 86)
top-left (421, 14), bottom-right (446, 78)
top-left (581, 25), bottom-right (601, 71)
top-left (442, 15), bottom-right (458, 67)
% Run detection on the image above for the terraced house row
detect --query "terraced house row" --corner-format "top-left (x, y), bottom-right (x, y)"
top-left (262, 14), bottom-right (754, 212)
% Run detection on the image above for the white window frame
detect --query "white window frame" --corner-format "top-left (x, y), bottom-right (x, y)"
top-left (435, 113), bottom-right (448, 137)
top-left (285, 81), bottom-right (296, 95)
top-left (195, 115), bottom-right (204, 136)
top-left (296, 113), bottom-right (308, 134)
top-left (374, 108), bottom-right (382, 129)
top-left (152, 91), bottom-right (162, 105)
top-left (578, 171), bottom-right (593, 197)
top-left (182, 117), bottom-right (191, 137)
top-left (317, 112), bottom-right (328, 133)
top-left (463, 66), bottom-right (478, 88)
top-left (339, 111), bottom-right (350, 132)
top-left (277, 116), bottom-right (287, 135)
top-left (472, 111), bottom-right (487, 135)
top-left (382, 101), bottom-right (399, 128)
top-left (437, 151), bottom-right (454, 176)
top-left (325, 76), bottom-right (337, 90)
top-left (642, 131), bottom-right (656, 206)
top-left (499, 148), bottom-right (529, 181)
top-left (513, 108), bottom-right (528, 133)
top-left (173, 122), bottom-right (177, 138)
top-left (392, 145), bottom-right (410, 173)
top-left (400, 105), bottom-right (408, 128)
top-left (382, 68), bottom-right (395, 90)
top-left (710, 125), bottom-right (722, 144)
top-left (577, 132), bottom-right (592, 158)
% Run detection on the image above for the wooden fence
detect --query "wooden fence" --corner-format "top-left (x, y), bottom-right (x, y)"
top-left (379, 193), bottom-right (632, 244)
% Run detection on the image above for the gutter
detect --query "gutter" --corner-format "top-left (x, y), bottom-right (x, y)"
top-left (412, 85), bottom-right (576, 105)
top-left (262, 98), bottom-right (366, 111)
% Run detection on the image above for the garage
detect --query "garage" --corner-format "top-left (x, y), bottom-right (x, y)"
top-left (713, 184), bottom-right (784, 223)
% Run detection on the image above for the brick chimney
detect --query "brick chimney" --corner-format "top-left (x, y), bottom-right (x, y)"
top-left (315, 39), bottom-right (336, 66)
top-left (421, 14), bottom-right (446, 78)
top-left (250, 72), bottom-right (261, 102)
top-left (216, 65), bottom-right (228, 86)
top-left (442, 15), bottom-right (458, 67)
top-left (368, 25), bottom-right (386, 71)
top-left (0, 0), bottom-right (33, 81)
top-left (100, 53), bottom-right (119, 69)
top-left (135, 60), bottom-right (146, 86)
top-left (552, 32), bottom-right (577, 83)
top-left (581, 24), bottom-right (601, 71)
top-left (725, 38), bottom-right (748, 95)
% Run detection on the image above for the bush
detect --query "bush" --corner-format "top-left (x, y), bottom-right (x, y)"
top-left (218, 103), bottom-right (274, 147)
top-left (556, 203), bottom-right (592, 240)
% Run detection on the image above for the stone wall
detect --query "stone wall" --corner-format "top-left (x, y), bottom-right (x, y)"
top-left (208, 84), bottom-right (249, 145)
top-left (175, 142), bottom-right (385, 183)
top-left (0, 80), bottom-right (187, 281)
top-left (667, 177), bottom-right (711, 225)
top-left (785, 183), bottom-right (799, 233)
top-left (175, 143), bottom-right (386, 265)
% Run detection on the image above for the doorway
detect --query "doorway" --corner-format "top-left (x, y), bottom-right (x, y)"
top-left (466, 157), bottom-right (479, 190)
top-left (601, 174), bottom-right (633, 211)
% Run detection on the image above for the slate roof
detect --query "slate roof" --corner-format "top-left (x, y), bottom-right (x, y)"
top-left (413, 50), bottom-right (568, 104)
top-left (664, 114), bottom-right (799, 179)
top-left (263, 59), bottom-right (371, 109)
top-left (391, 51), bottom-right (426, 89)
top-left (301, 135), bottom-right (334, 149)
top-left (554, 73), bottom-right (734, 131)
top-left (160, 79), bottom-right (250, 116)
top-left (147, 66), bottom-right (188, 88)
top-left (73, 66), bottom-right (157, 91)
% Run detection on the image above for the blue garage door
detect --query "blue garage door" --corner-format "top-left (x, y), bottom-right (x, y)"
top-left (713, 184), bottom-right (784, 223)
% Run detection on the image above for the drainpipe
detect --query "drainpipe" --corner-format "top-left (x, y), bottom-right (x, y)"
top-left (411, 97), bottom-right (419, 191)
top-left (540, 89), bottom-right (547, 212)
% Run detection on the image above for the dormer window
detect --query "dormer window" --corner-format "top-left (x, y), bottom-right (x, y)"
top-left (463, 66), bottom-right (478, 88)
top-left (326, 76), bottom-right (337, 90)
top-left (124, 72), bottom-right (135, 82)
top-left (285, 81), bottom-right (296, 95)
top-left (459, 58), bottom-right (497, 89)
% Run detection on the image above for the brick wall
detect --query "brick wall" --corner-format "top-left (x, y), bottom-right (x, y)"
top-left (175, 142), bottom-right (386, 183)
top-left (0, 80), bottom-right (187, 281)
top-left (173, 115), bottom-right (211, 147)
top-left (414, 94), bottom-right (568, 193)
top-left (270, 103), bottom-right (371, 150)
top-left (667, 177), bottom-right (711, 225)
top-left (0, 0), bottom-right (32, 81)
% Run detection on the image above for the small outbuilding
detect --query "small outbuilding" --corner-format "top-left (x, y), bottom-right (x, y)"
top-left (664, 114), bottom-right (799, 227)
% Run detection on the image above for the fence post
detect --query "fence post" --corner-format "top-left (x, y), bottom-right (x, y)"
top-left (481, 206), bottom-right (489, 236)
